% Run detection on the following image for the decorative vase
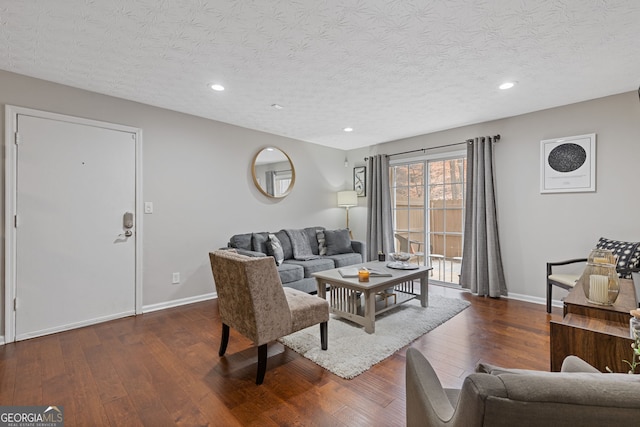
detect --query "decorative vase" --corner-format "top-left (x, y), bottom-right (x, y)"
top-left (579, 249), bottom-right (620, 305)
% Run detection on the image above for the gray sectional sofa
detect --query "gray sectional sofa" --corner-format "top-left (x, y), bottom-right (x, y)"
top-left (227, 226), bottom-right (366, 293)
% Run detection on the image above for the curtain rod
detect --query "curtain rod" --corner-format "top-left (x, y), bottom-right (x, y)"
top-left (364, 134), bottom-right (500, 161)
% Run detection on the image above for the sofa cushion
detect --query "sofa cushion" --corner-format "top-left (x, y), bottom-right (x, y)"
top-left (476, 357), bottom-right (599, 375)
top-left (229, 233), bottom-right (252, 250)
top-left (596, 237), bottom-right (640, 278)
top-left (283, 277), bottom-right (318, 294)
top-left (284, 287), bottom-right (330, 331)
top-left (317, 230), bottom-right (327, 255)
top-left (324, 229), bottom-right (354, 256)
top-left (251, 232), bottom-right (269, 254)
top-left (496, 371), bottom-right (640, 401)
top-left (476, 360), bottom-right (640, 384)
top-left (324, 252), bottom-right (362, 268)
top-left (267, 233), bottom-right (285, 266)
top-left (274, 230), bottom-right (293, 260)
top-left (285, 229), bottom-right (320, 260)
top-left (277, 263), bottom-right (304, 283)
top-left (284, 258), bottom-right (335, 277)
top-left (476, 363), bottom-right (550, 376)
top-left (230, 248), bottom-right (267, 258)
top-left (305, 226), bottom-right (324, 255)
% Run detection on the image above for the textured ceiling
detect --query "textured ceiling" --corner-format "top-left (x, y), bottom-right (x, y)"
top-left (1, 1), bottom-right (639, 150)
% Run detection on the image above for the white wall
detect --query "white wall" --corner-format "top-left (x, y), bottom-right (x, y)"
top-left (0, 70), bottom-right (353, 334)
top-left (348, 90), bottom-right (640, 304)
top-left (2, 69), bottom-right (638, 337)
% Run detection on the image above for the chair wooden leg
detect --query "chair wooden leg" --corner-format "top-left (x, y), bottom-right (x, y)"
top-left (546, 282), bottom-right (552, 313)
top-left (219, 323), bottom-right (230, 356)
top-left (256, 344), bottom-right (267, 385)
top-left (320, 322), bottom-right (328, 350)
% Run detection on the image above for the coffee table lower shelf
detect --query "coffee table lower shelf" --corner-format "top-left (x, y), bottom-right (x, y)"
top-left (329, 287), bottom-right (416, 316)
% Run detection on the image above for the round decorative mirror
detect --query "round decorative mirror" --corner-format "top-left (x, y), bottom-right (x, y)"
top-left (252, 147), bottom-right (295, 198)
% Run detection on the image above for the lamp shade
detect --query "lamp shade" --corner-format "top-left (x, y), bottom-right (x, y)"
top-left (337, 190), bottom-right (358, 207)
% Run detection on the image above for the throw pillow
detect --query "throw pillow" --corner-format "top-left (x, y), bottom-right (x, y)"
top-left (251, 232), bottom-right (270, 254)
top-left (324, 229), bottom-right (354, 256)
top-left (229, 233), bottom-right (252, 250)
top-left (633, 272), bottom-right (640, 305)
top-left (317, 230), bottom-right (327, 256)
top-left (305, 226), bottom-right (323, 255)
top-left (267, 234), bottom-right (285, 266)
top-left (275, 230), bottom-right (293, 260)
top-left (596, 237), bottom-right (640, 278)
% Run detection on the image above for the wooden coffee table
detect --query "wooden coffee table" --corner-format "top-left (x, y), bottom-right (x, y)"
top-left (313, 261), bottom-right (432, 333)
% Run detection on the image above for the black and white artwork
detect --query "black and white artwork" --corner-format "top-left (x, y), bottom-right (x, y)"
top-left (540, 134), bottom-right (596, 193)
top-left (353, 166), bottom-right (366, 197)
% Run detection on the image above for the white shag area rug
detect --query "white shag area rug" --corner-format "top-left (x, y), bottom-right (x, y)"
top-left (278, 294), bottom-right (470, 379)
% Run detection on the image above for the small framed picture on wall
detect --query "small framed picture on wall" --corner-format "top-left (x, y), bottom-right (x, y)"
top-left (354, 166), bottom-right (366, 197)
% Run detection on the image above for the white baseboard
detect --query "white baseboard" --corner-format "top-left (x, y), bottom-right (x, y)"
top-left (15, 310), bottom-right (136, 342)
top-left (0, 294), bottom-right (219, 346)
top-left (505, 292), bottom-right (562, 308)
top-left (142, 292), bottom-right (218, 313)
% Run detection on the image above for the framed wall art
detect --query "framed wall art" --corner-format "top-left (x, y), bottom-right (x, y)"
top-left (353, 166), bottom-right (366, 197)
top-left (540, 133), bottom-right (596, 193)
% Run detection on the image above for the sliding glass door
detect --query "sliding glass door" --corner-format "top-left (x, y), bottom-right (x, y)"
top-left (390, 154), bottom-right (466, 284)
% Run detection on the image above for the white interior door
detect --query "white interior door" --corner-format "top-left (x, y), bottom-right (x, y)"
top-left (11, 112), bottom-right (139, 340)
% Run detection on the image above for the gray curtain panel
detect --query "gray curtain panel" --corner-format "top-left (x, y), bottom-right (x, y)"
top-left (366, 154), bottom-right (394, 261)
top-left (265, 170), bottom-right (276, 196)
top-left (460, 137), bottom-right (507, 297)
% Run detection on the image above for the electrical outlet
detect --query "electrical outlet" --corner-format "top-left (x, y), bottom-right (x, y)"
top-left (172, 272), bottom-right (180, 284)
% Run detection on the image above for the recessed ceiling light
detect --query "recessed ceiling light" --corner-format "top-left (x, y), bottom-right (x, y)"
top-left (499, 82), bottom-right (516, 90)
top-left (343, 127), bottom-right (354, 132)
top-left (210, 84), bottom-right (225, 91)
top-left (271, 104), bottom-right (283, 110)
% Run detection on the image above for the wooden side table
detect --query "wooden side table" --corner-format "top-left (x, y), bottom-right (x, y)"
top-left (550, 279), bottom-right (636, 372)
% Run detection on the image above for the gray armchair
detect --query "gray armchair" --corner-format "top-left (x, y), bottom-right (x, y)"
top-left (209, 250), bottom-right (329, 384)
top-left (406, 347), bottom-right (640, 427)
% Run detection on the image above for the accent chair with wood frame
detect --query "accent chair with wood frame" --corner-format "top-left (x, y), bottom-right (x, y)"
top-left (546, 257), bottom-right (586, 313)
top-left (209, 250), bottom-right (329, 384)
top-left (546, 237), bottom-right (640, 313)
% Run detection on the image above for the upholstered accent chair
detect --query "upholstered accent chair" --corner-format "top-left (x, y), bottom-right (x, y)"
top-left (209, 250), bottom-right (329, 384)
top-left (546, 237), bottom-right (640, 313)
top-left (405, 347), bottom-right (640, 427)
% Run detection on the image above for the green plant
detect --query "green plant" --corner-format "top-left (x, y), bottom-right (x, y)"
top-left (623, 329), bottom-right (640, 374)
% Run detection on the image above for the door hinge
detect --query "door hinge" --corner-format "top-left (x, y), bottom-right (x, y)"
top-left (14, 298), bottom-right (17, 311)
top-left (14, 215), bottom-right (18, 228)
top-left (14, 132), bottom-right (20, 145)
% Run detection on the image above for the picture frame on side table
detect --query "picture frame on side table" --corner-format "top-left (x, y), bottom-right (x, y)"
top-left (540, 133), bottom-right (596, 193)
top-left (354, 166), bottom-right (366, 197)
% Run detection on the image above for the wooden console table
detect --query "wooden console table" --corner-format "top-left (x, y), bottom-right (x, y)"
top-left (550, 278), bottom-right (637, 372)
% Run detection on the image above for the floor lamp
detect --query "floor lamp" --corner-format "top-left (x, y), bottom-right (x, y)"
top-left (337, 190), bottom-right (358, 238)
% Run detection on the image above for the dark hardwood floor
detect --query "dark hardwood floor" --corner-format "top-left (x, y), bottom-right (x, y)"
top-left (0, 286), bottom-right (560, 426)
